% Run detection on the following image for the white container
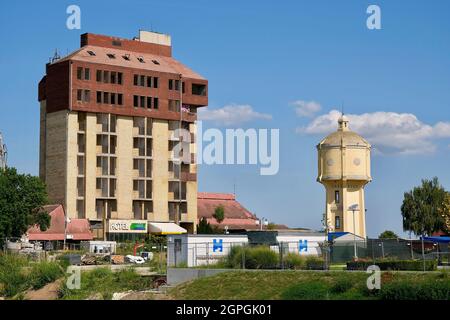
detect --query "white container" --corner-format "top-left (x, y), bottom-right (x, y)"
top-left (276, 233), bottom-right (326, 256)
top-left (167, 234), bottom-right (248, 267)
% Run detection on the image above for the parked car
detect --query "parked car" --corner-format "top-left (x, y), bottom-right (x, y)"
top-left (125, 255), bottom-right (145, 264)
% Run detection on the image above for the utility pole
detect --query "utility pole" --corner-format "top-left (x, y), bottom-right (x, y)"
top-left (0, 132), bottom-right (7, 170)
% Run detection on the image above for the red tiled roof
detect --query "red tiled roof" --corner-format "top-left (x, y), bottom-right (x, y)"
top-left (54, 45), bottom-right (205, 80)
top-left (198, 192), bottom-right (259, 230)
top-left (27, 205), bottom-right (93, 241)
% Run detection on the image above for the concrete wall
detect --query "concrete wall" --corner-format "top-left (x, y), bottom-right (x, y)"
top-left (167, 268), bottom-right (229, 286)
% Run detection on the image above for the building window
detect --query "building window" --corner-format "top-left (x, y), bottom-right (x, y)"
top-left (76, 199), bottom-right (85, 219)
top-left (110, 72), bottom-right (116, 84)
top-left (103, 92), bottom-right (109, 104)
top-left (103, 71), bottom-right (109, 84)
top-left (106, 53), bottom-right (116, 59)
top-left (133, 75), bottom-right (138, 86)
top-left (96, 91), bottom-right (102, 103)
top-left (146, 76), bottom-right (152, 88)
top-left (117, 72), bottom-right (123, 85)
top-left (137, 56), bottom-right (145, 63)
top-left (154, 97), bottom-right (159, 109)
top-left (169, 99), bottom-right (180, 112)
top-left (83, 90), bottom-right (90, 102)
top-left (77, 67), bottom-right (83, 80)
top-left (140, 96), bottom-right (145, 109)
top-left (152, 59), bottom-right (160, 65)
top-left (84, 68), bottom-right (90, 80)
top-left (96, 70), bottom-right (102, 82)
top-left (168, 79), bottom-right (173, 90)
top-left (77, 89), bottom-right (90, 102)
top-left (87, 50), bottom-right (96, 56)
top-left (133, 95), bottom-right (138, 107)
top-left (140, 75), bottom-right (145, 87)
top-left (335, 216), bottom-right (341, 229)
top-left (147, 97), bottom-right (152, 109)
top-left (335, 190), bottom-right (340, 204)
top-left (192, 83), bottom-right (206, 96)
top-left (118, 93), bottom-right (123, 105)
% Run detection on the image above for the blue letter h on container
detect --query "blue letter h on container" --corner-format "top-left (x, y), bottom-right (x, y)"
top-left (213, 239), bottom-right (223, 252)
top-left (299, 240), bottom-right (308, 253)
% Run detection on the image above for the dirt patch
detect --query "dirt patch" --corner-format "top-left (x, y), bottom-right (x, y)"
top-left (23, 278), bottom-right (64, 300)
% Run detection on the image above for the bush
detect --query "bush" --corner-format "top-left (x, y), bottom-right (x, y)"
top-left (226, 246), bottom-right (278, 269)
top-left (379, 280), bottom-right (450, 300)
top-left (281, 280), bottom-right (330, 300)
top-left (283, 253), bottom-right (306, 270)
top-left (347, 259), bottom-right (437, 271)
top-left (29, 261), bottom-right (64, 290)
top-left (247, 246), bottom-right (278, 269)
top-left (305, 256), bottom-right (326, 270)
top-left (331, 278), bottom-right (354, 294)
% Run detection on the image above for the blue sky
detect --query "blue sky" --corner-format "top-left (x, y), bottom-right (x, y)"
top-left (1, 1), bottom-right (450, 238)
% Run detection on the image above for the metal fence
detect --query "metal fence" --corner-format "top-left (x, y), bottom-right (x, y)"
top-left (167, 239), bottom-right (450, 270)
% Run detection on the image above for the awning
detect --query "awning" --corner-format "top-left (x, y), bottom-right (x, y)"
top-left (148, 222), bottom-right (187, 235)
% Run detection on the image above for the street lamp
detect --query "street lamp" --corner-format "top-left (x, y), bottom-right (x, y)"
top-left (348, 204), bottom-right (360, 259)
top-left (255, 217), bottom-right (269, 231)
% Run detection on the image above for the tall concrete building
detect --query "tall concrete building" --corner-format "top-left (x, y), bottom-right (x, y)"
top-left (317, 116), bottom-right (371, 239)
top-left (38, 31), bottom-right (208, 239)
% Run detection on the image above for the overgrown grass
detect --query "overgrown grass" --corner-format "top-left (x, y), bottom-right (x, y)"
top-left (59, 267), bottom-right (155, 300)
top-left (170, 270), bottom-right (450, 300)
top-left (29, 261), bottom-right (64, 290)
top-left (0, 254), bottom-right (29, 297)
top-left (0, 254), bottom-right (64, 297)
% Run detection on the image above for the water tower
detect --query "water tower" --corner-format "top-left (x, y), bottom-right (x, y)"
top-left (317, 115), bottom-right (371, 238)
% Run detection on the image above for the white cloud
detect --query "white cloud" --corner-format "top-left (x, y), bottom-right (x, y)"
top-left (297, 109), bottom-right (450, 155)
top-left (290, 100), bottom-right (322, 117)
top-left (198, 104), bottom-right (272, 126)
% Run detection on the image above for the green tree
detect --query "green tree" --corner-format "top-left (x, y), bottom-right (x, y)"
top-left (438, 193), bottom-right (450, 234)
top-left (213, 205), bottom-right (225, 224)
top-left (197, 217), bottom-right (214, 234)
top-left (401, 177), bottom-right (446, 236)
top-left (378, 230), bottom-right (398, 239)
top-left (0, 167), bottom-right (50, 241)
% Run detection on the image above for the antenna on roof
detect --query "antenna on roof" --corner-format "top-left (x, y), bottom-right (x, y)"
top-left (233, 179), bottom-right (236, 197)
top-left (341, 100), bottom-right (345, 116)
top-left (51, 49), bottom-right (61, 63)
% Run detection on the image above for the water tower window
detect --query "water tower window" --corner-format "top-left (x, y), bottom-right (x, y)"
top-left (335, 216), bottom-right (341, 229)
top-left (335, 190), bottom-right (340, 204)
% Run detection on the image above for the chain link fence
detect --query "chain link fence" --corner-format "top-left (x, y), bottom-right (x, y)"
top-left (167, 238), bottom-right (450, 270)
